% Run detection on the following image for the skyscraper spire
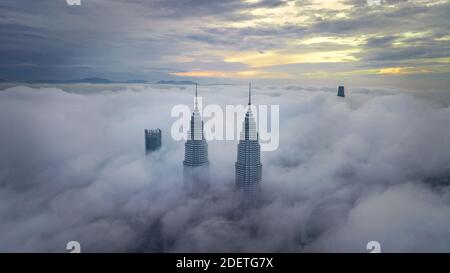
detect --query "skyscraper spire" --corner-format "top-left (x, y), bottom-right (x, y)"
top-left (183, 83), bottom-right (209, 196)
top-left (236, 84), bottom-right (262, 206)
top-left (248, 83), bottom-right (251, 105)
top-left (195, 83), bottom-right (198, 109)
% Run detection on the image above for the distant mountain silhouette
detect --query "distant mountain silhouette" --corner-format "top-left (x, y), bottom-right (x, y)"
top-left (26, 78), bottom-right (151, 84)
top-left (26, 80), bottom-right (62, 84)
top-left (67, 77), bottom-right (115, 84)
top-left (23, 78), bottom-right (201, 85)
top-left (125, 79), bottom-right (149, 84)
top-left (157, 80), bottom-right (196, 85)
top-left (0, 79), bottom-right (7, 82)
top-left (27, 77), bottom-right (113, 84)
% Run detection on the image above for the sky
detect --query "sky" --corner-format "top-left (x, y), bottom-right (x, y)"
top-left (1, 0), bottom-right (450, 90)
top-left (1, 0), bottom-right (450, 253)
top-left (1, 83), bottom-right (450, 252)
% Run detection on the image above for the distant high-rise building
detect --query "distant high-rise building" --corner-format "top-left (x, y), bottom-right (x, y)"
top-left (145, 128), bottom-right (162, 154)
top-left (183, 84), bottom-right (209, 195)
top-left (235, 83), bottom-right (262, 205)
top-left (337, 86), bottom-right (345, 97)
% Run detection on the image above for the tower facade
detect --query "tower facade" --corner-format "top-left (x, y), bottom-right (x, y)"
top-left (183, 84), bottom-right (209, 195)
top-left (235, 84), bottom-right (262, 204)
top-left (145, 128), bottom-right (162, 154)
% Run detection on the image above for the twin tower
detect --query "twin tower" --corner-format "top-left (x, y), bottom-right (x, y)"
top-left (183, 84), bottom-right (262, 204)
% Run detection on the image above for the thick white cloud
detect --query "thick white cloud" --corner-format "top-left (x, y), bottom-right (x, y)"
top-left (0, 84), bottom-right (450, 252)
top-left (313, 183), bottom-right (450, 252)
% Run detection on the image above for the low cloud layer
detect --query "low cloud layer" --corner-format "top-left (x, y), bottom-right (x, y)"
top-left (0, 84), bottom-right (450, 252)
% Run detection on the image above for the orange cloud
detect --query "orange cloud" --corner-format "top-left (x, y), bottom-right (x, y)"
top-left (378, 67), bottom-right (405, 75)
top-left (225, 49), bottom-right (359, 67)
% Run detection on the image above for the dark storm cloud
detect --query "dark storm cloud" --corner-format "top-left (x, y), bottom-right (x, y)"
top-left (186, 27), bottom-right (298, 51)
top-left (363, 46), bottom-right (450, 62)
top-left (304, 2), bottom-right (450, 73)
top-left (1, 84), bottom-right (450, 252)
top-left (358, 32), bottom-right (450, 70)
top-left (2, 0), bottom-right (282, 81)
top-left (185, 24), bottom-right (309, 53)
top-left (365, 36), bottom-right (398, 48)
top-left (126, 0), bottom-right (288, 18)
top-left (311, 4), bottom-right (426, 35)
